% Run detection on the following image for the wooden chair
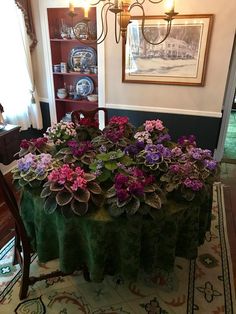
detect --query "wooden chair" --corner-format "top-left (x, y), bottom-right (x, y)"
top-left (71, 107), bottom-right (108, 126)
top-left (0, 170), bottom-right (76, 300)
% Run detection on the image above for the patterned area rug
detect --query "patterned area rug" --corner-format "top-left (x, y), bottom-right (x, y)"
top-left (0, 183), bottom-right (235, 313)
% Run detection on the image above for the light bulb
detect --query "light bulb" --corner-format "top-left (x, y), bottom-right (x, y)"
top-left (165, 0), bottom-right (175, 13)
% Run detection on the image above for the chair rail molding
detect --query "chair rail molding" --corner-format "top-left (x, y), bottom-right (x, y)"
top-left (106, 103), bottom-right (222, 118)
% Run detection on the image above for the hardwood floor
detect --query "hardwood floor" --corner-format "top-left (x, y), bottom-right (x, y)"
top-left (0, 163), bottom-right (236, 286)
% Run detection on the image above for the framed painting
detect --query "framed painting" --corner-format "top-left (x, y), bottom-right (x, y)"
top-left (122, 14), bottom-right (214, 86)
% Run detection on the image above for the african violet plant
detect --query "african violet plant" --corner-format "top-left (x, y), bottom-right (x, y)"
top-left (17, 137), bottom-right (51, 157)
top-left (105, 167), bottom-right (166, 218)
top-left (92, 116), bottom-right (135, 151)
top-left (45, 121), bottom-right (77, 147)
top-left (40, 164), bottom-right (103, 216)
top-left (160, 138), bottom-right (219, 201)
top-left (12, 153), bottom-right (59, 188)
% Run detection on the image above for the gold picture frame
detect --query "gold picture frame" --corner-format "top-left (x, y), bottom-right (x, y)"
top-left (122, 14), bottom-right (214, 86)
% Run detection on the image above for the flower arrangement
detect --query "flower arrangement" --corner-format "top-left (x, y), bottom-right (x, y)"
top-left (12, 153), bottom-right (59, 188)
top-left (92, 116), bottom-right (135, 150)
top-left (41, 164), bottom-right (102, 216)
top-left (106, 167), bottom-right (165, 217)
top-left (18, 137), bottom-right (50, 157)
top-left (13, 116), bottom-right (219, 218)
top-left (160, 139), bottom-right (219, 201)
top-left (74, 116), bottom-right (102, 141)
top-left (45, 121), bottom-right (77, 147)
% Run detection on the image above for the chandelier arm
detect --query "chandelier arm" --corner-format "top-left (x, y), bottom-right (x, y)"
top-left (95, 3), bottom-right (112, 44)
top-left (114, 12), bottom-right (121, 44)
top-left (147, 0), bottom-right (165, 4)
top-left (88, 0), bottom-right (107, 6)
top-left (70, 3), bottom-right (112, 44)
top-left (129, 3), bottom-right (173, 45)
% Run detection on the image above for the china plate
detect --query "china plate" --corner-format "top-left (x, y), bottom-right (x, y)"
top-left (68, 46), bottom-right (97, 70)
top-left (75, 76), bottom-right (94, 97)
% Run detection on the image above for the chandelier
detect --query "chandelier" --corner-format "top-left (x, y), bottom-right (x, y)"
top-left (68, 0), bottom-right (178, 45)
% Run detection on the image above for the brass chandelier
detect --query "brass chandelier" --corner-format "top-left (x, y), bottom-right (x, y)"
top-left (68, 0), bottom-right (178, 45)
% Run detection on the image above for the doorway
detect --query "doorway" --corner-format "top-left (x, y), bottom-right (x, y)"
top-left (215, 33), bottom-right (236, 162)
top-left (223, 95), bottom-right (236, 162)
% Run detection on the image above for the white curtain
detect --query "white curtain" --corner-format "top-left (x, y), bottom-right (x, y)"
top-left (0, 0), bottom-right (42, 130)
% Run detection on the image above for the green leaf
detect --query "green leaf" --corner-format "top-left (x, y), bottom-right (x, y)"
top-left (29, 180), bottom-right (41, 188)
top-left (19, 178), bottom-right (28, 187)
top-left (73, 189), bottom-right (90, 202)
top-left (50, 182), bottom-right (64, 191)
top-left (96, 152), bottom-right (110, 161)
top-left (84, 173), bottom-right (96, 181)
top-left (56, 190), bottom-right (73, 206)
top-left (108, 202), bottom-right (125, 217)
top-left (97, 169), bottom-right (111, 182)
top-left (104, 161), bottom-right (118, 171)
top-left (71, 199), bottom-right (88, 216)
top-left (63, 154), bottom-right (75, 163)
top-left (160, 174), bottom-right (171, 182)
top-left (145, 193), bottom-right (162, 209)
top-left (90, 193), bottom-right (104, 206)
top-left (105, 186), bottom-right (116, 198)
top-left (43, 181), bottom-right (51, 187)
top-left (36, 173), bottom-right (48, 181)
top-left (22, 172), bottom-right (37, 182)
top-left (58, 147), bottom-right (71, 154)
top-left (19, 148), bottom-right (29, 157)
top-left (44, 195), bottom-right (57, 214)
top-left (13, 172), bottom-right (21, 180)
top-left (143, 185), bottom-right (156, 193)
top-left (40, 186), bottom-right (52, 198)
top-left (54, 153), bottom-right (65, 161)
top-left (125, 197), bottom-right (140, 215)
top-left (166, 183), bottom-right (178, 192)
top-left (88, 181), bottom-right (102, 194)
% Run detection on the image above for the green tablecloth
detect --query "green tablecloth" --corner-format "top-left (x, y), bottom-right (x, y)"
top-left (20, 189), bottom-right (212, 282)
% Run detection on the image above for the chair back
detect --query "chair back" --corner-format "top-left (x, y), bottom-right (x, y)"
top-left (0, 170), bottom-right (31, 251)
top-left (71, 107), bottom-right (108, 126)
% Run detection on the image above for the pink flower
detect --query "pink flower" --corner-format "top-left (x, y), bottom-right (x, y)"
top-left (109, 116), bottom-right (129, 125)
top-left (71, 177), bottom-right (87, 191)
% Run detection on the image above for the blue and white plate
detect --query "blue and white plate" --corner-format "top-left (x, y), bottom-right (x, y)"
top-left (75, 76), bottom-right (94, 97)
top-left (68, 46), bottom-right (97, 70)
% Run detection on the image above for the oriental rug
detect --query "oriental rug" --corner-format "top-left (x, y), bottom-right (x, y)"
top-left (0, 183), bottom-right (235, 313)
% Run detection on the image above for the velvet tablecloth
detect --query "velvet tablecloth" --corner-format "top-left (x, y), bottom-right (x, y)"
top-left (20, 189), bottom-right (212, 282)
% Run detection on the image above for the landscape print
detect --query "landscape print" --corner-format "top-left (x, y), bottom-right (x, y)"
top-left (127, 22), bottom-right (203, 78)
top-left (123, 15), bottom-right (213, 85)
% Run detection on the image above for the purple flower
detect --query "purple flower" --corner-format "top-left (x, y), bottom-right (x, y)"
top-left (115, 174), bottom-right (129, 188)
top-left (117, 189), bottom-right (129, 202)
top-left (203, 159), bottom-right (217, 170)
top-left (146, 152), bottom-right (161, 164)
top-left (183, 178), bottom-right (203, 191)
top-left (156, 133), bottom-right (171, 143)
top-left (129, 182), bottom-right (144, 197)
top-left (178, 135), bottom-right (196, 147)
top-left (171, 147), bottom-right (182, 157)
top-left (169, 164), bottom-right (181, 173)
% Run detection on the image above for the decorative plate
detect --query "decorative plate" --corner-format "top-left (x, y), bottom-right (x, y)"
top-left (75, 76), bottom-right (94, 97)
top-left (73, 22), bottom-right (89, 40)
top-left (68, 46), bottom-right (97, 70)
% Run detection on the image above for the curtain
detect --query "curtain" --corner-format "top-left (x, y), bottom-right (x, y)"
top-left (15, 0), bottom-right (37, 51)
top-left (0, 0), bottom-right (42, 130)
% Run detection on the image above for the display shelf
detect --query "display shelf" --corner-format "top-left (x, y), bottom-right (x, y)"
top-left (55, 98), bottom-right (98, 104)
top-left (53, 72), bottom-right (97, 77)
top-left (47, 7), bottom-right (98, 122)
